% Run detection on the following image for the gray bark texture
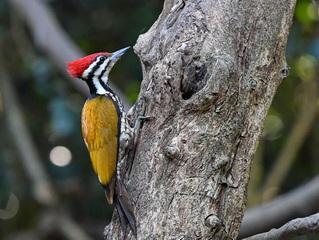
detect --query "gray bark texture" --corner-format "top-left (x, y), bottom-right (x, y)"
top-left (104, 0), bottom-right (296, 239)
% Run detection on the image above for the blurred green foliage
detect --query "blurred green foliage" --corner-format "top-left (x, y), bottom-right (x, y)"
top-left (0, 0), bottom-right (318, 239)
top-left (0, 0), bottom-right (161, 239)
top-left (248, 0), bottom-right (319, 206)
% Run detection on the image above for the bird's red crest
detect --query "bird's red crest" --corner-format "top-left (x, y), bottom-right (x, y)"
top-left (67, 52), bottom-right (109, 78)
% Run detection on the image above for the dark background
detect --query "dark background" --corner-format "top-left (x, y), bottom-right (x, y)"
top-left (0, 0), bottom-right (318, 239)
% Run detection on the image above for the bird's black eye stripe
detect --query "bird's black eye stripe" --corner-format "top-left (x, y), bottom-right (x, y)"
top-left (86, 56), bottom-right (107, 80)
top-left (98, 60), bottom-right (111, 80)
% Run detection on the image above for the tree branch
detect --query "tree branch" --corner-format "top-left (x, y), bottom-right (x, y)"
top-left (239, 174), bottom-right (319, 238)
top-left (242, 213), bottom-right (319, 240)
top-left (105, 0), bottom-right (297, 239)
top-left (8, 0), bottom-right (131, 109)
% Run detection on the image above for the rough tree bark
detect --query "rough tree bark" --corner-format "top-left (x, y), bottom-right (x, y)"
top-left (104, 0), bottom-right (296, 239)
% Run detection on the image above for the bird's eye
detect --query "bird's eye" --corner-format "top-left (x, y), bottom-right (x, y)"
top-left (99, 56), bottom-right (107, 61)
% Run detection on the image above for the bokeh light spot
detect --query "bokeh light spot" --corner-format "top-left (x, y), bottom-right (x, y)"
top-left (295, 2), bottom-right (318, 24)
top-left (296, 55), bottom-right (317, 82)
top-left (49, 146), bottom-right (72, 167)
top-left (307, 3), bottom-right (319, 21)
top-left (263, 115), bottom-right (284, 140)
top-left (0, 193), bottom-right (19, 220)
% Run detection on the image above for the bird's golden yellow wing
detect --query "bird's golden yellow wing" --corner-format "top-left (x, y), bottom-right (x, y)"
top-left (81, 95), bottom-right (119, 186)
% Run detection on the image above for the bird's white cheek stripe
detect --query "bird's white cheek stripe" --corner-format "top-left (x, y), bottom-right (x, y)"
top-left (82, 57), bottom-right (111, 95)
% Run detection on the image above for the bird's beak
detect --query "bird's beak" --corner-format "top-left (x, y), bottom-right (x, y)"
top-left (110, 46), bottom-right (130, 61)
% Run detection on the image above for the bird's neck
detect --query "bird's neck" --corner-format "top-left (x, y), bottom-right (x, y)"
top-left (85, 76), bottom-right (110, 95)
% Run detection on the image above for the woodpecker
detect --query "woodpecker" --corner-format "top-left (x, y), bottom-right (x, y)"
top-left (67, 47), bottom-right (136, 237)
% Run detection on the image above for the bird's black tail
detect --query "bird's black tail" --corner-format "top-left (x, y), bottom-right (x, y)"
top-left (113, 179), bottom-right (137, 238)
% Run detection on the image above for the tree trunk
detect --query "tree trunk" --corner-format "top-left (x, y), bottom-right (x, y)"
top-left (104, 0), bottom-right (296, 239)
